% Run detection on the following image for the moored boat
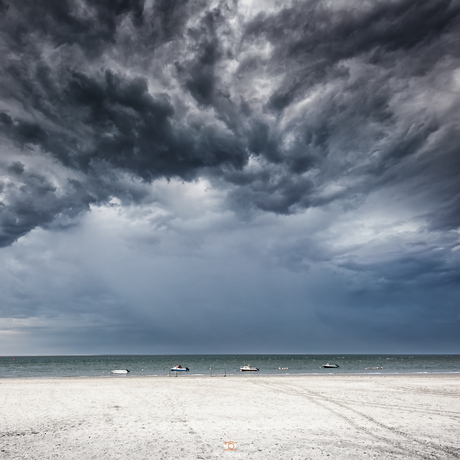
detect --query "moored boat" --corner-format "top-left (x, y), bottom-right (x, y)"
top-left (240, 364), bottom-right (259, 372)
top-left (111, 369), bottom-right (130, 374)
top-left (171, 365), bottom-right (189, 372)
top-left (322, 363), bottom-right (339, 368)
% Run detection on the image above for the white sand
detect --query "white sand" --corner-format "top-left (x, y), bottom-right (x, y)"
top-left (1, 374), bottom-right (459, 459)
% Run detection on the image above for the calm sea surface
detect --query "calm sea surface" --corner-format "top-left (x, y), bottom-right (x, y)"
top-left (0, 355), bottom-right (459, 378)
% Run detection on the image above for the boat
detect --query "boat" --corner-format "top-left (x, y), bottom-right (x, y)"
top-left (171, 365), bottom-right (189, 372)
top-left (240, 365), bottom-right (259, 372)
top-left (322, 363), bottom-right (339, 368)
top-left (111, 369), bottom-right (130, 374)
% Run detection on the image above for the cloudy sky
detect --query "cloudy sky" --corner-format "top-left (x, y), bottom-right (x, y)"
top-left (0, 0), bottom-right (459, 355)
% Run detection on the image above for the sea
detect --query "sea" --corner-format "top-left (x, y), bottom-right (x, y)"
top-left (0, 354), bottom-right (459, 379)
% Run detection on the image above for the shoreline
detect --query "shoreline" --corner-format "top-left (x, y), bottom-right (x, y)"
top-left (1, 371), bottom-right (460, 381)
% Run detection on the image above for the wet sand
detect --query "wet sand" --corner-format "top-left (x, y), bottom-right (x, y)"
top-left (0, 374), bottom-right (459, 459)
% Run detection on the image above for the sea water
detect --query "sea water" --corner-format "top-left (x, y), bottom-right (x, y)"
top-left (0, 354), bottom-right (459, 378)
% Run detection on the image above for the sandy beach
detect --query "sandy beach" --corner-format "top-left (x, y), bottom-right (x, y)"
top-left (1, 374), bottom-right (459, 459)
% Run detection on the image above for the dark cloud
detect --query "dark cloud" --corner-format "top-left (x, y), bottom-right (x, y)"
top-left (180, 8), bottom-right (226, 106)
top-left (0, 166), bottom-right (97, 247)
top-left (226, 166), bottom-right (314, 214)
top-left (0, 1), bottom-right (8, 14)
top-left (245, 0), bottom-right (460, 81)
top-left (2, 0), bottom-right (145, 58)
top-left (0, 0), bottom-right (459, 249)
top-left (7, 161), bottom-right (24, 175)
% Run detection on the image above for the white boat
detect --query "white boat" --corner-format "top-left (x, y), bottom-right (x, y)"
top-left (111, 369), bottom-right (130, 374)
top-left (322, 363), bottom-right (339, 368)
top-left (171, 365), bottom-right (189, 372)
top-left (240, 365), bottom-right (259, 372)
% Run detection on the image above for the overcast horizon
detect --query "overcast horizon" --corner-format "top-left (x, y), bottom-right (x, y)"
top-left (1, 0), bottom-right (460, 355)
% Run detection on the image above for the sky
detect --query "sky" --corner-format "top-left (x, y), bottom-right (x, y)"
top-left (0, 0), bottom-right (459, 355)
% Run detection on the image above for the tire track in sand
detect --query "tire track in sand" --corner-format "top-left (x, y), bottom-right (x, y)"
top-left (253, 379), bottom-right (459, 460)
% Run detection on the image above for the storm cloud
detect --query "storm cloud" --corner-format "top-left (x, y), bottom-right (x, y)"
top-left (1, 0), bottom-right (460, 353)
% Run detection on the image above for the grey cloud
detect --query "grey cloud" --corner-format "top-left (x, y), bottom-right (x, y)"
top-left (272, 220), bottom-right (460, 289)
top-left (1, 0), bottom-right (460, 244)
top-left (426, 197), bottom-right (460, 232)
top-left (0, 168), bottom-right (96, 247)
top-left (339, 248), bottom-right (460, 287)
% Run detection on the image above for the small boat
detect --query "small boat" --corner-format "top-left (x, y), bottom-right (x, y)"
top-left (111, 369), bottom-right (130, 374)
top-left (240, 365), bottom-right (259, 372)
top-left (322, 363), bottom-right (339, 369)
top-left (171, 365), bottom-right (189, 372)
